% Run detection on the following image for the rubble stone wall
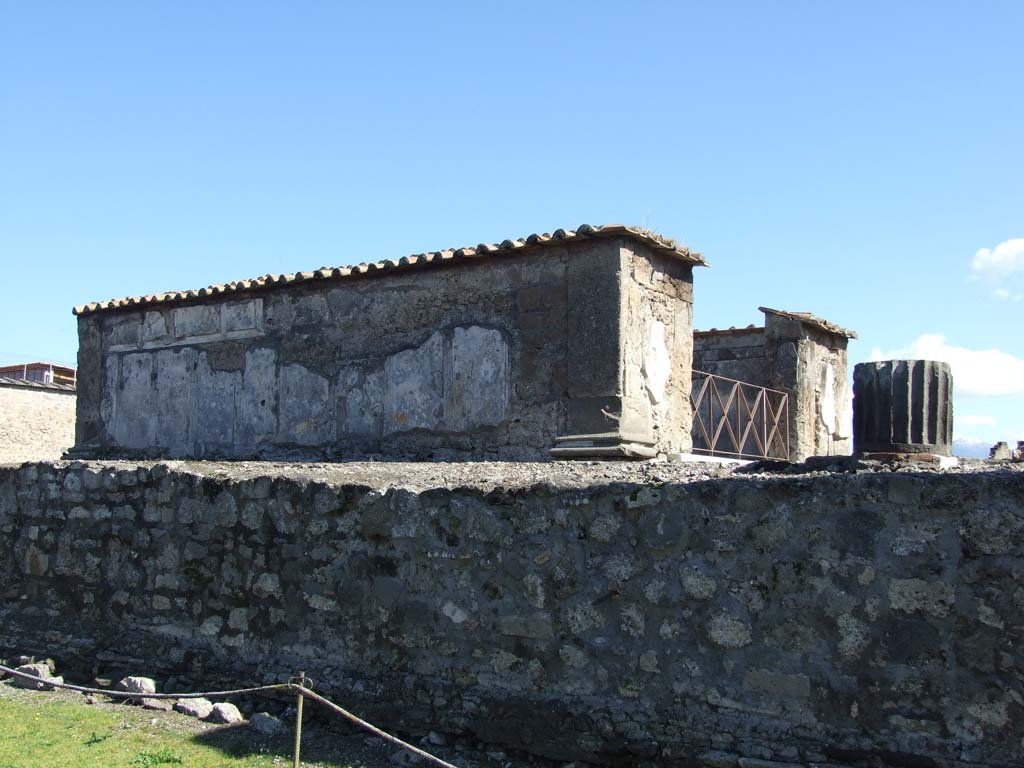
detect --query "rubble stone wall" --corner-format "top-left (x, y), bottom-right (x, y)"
top-left (0, 385), bottom-right (76, 464)
top-left (1, 461), bottom-right (1022, 767)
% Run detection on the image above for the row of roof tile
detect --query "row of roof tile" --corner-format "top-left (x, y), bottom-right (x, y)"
top-left (696, 309), bottom-right (857, 339)
top-left (74, 224), bottom-right (704, 316)
top-left (759, 307), bottom-right (858, 339)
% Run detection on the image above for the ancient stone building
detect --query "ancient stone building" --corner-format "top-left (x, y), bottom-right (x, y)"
top-left (71, 225), bottom-right (704, 461)
top-left (693, 307), bottom-right (857, 460)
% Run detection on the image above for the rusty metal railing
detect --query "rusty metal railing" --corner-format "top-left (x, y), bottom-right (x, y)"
top-left (690, 371), bottom-right (790, 460)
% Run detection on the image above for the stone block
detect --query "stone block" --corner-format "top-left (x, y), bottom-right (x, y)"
top-left (278, 364), bottom-right (335, 445)
top-left (174, 698), bottom-right (214, 719)
top-left (384, 332), bottom-right (444, 434)
top-left (446, 326), bottom-right (509, 430)
top-left (113, 353), bottom-right (156, 449)
top-left (173, 304), bottom-right (220, 338)
top-left (108, 314), bottom-right (141, 348)
top-left (222, 299), bottom-right (259, 333)
top-left (338, 366), bottom-right (384, 438)
top-left (155, 349), bottom-right (196, 453)
top-left (142, 311), bottom-right (169, 343)
top-left (236, 348), bottom-right (277, 447)
top-left (117, 676), bottom-right (157, 695)
top-left (250, 712), bottom-right (283, 735)
top-left (196, 363), bottom-right (239, 449)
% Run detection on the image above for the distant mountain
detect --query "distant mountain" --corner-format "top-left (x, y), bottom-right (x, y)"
top-left (953, 438), bottom-right (993, 459)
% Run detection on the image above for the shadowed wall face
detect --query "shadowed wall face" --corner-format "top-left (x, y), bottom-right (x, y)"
top-left (73, 237), bottom-right (695, 460)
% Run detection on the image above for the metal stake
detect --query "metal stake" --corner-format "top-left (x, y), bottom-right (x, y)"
top-left (293, 671), bottom-right (305, 768)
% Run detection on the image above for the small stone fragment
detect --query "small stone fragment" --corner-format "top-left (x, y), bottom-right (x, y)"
top-left (12, 663), bottom-right (58, 690)
top-left (250, 712), bottom-right (283, 735)
top-left (388, 750), bottom-right (423, 766)
top-left (174, 697), bottom-right (214, 719)
top-left (206, 702), bottom-right (245, 724)
top-left (707, 612), bottom-right (752, 648)
top-left (117, 676), bottom-right (157, 695)
top-left (141, 698), bottom-right (174, 711)
top-left (426, 731), bottom-right (448, 747)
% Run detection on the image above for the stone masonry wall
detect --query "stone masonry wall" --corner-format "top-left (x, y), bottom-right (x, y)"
top-left (1, 461), bottom-right (1022, 767)
top-left (693, 328), bottom-right (768, 387)
top-left (694, 319), bottom-right (852, 461)
top-left (0, 385), bottom-right (76, 463)
top-left (74, 237), bottom-right (696, 461)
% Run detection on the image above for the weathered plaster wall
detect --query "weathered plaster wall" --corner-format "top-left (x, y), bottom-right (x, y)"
top-left (620, 243), bottom-right (694, 453)
top-left (2, 461), bottom-right (1022, 767)
top-left (0, 385), bottom-right (76, 463)
top-left (75, 239), bottom-right (695, 461)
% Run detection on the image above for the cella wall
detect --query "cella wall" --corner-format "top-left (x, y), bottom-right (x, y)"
top-left (71, 227), bottom-right (700, 462)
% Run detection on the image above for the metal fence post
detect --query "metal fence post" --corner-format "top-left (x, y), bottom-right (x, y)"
top-left (293, 671), bottom-right (305, 768)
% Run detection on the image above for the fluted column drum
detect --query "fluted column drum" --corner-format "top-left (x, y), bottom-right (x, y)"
top-left (853, 360), bottom-right (953, 456)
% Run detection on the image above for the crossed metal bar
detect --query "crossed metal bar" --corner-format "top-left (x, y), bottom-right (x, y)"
top-left (690, 370), bottom-right (789, 460)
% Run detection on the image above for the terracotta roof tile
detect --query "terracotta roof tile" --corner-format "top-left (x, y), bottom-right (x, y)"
top-left (73, 224), bottom-right (704, 315)
top-left (759, 307), bottom-right (857, 339)
top-left (694, 324), bottom-right (763, 337)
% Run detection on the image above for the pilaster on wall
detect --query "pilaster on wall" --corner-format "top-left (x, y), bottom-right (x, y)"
top-left (554, 239), bottom-right (695, 458)
top-left (72, 314), bottom-right (103, 454)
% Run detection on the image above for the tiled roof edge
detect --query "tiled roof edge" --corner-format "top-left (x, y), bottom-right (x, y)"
top-left (759, 307), bottom-right (858, 339)
top-left (74, 223), bottom-right (705, 316)
top-left (0, 376), bottom-right (77, 393)
top-left (694, 324), bottom-right (763, 336)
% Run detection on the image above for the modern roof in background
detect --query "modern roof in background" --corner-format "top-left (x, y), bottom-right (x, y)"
top-left (0, 362), bottom-right (77, 388)
top-left (0, 376), bottom-right (77, 393)
top-left (73, 224), bottom-right (705, 316)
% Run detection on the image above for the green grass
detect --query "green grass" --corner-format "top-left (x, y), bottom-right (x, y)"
top-left (0, 693), bottom-right (354, 768)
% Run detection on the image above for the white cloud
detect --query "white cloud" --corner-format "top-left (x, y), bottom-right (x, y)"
top-left (972, 238), bottom-right (1024, 299)
top-left (868, 334), bottom-right (1024, 396)
top-left (994, 287), bottom-right (1023, 301)
top-left (973, 238), bottom-right (1024, 278)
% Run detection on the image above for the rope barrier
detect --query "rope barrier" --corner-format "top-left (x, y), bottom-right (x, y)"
top-left (0, 663), bottom-right (289, 699)
top-left (0, 662), bottom-right (461, 768)
top-left (296, 686), bottom-right (458, 768)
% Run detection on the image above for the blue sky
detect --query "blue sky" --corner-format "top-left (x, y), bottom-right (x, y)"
top-left (2, 2), bottom-right (1021, 449)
